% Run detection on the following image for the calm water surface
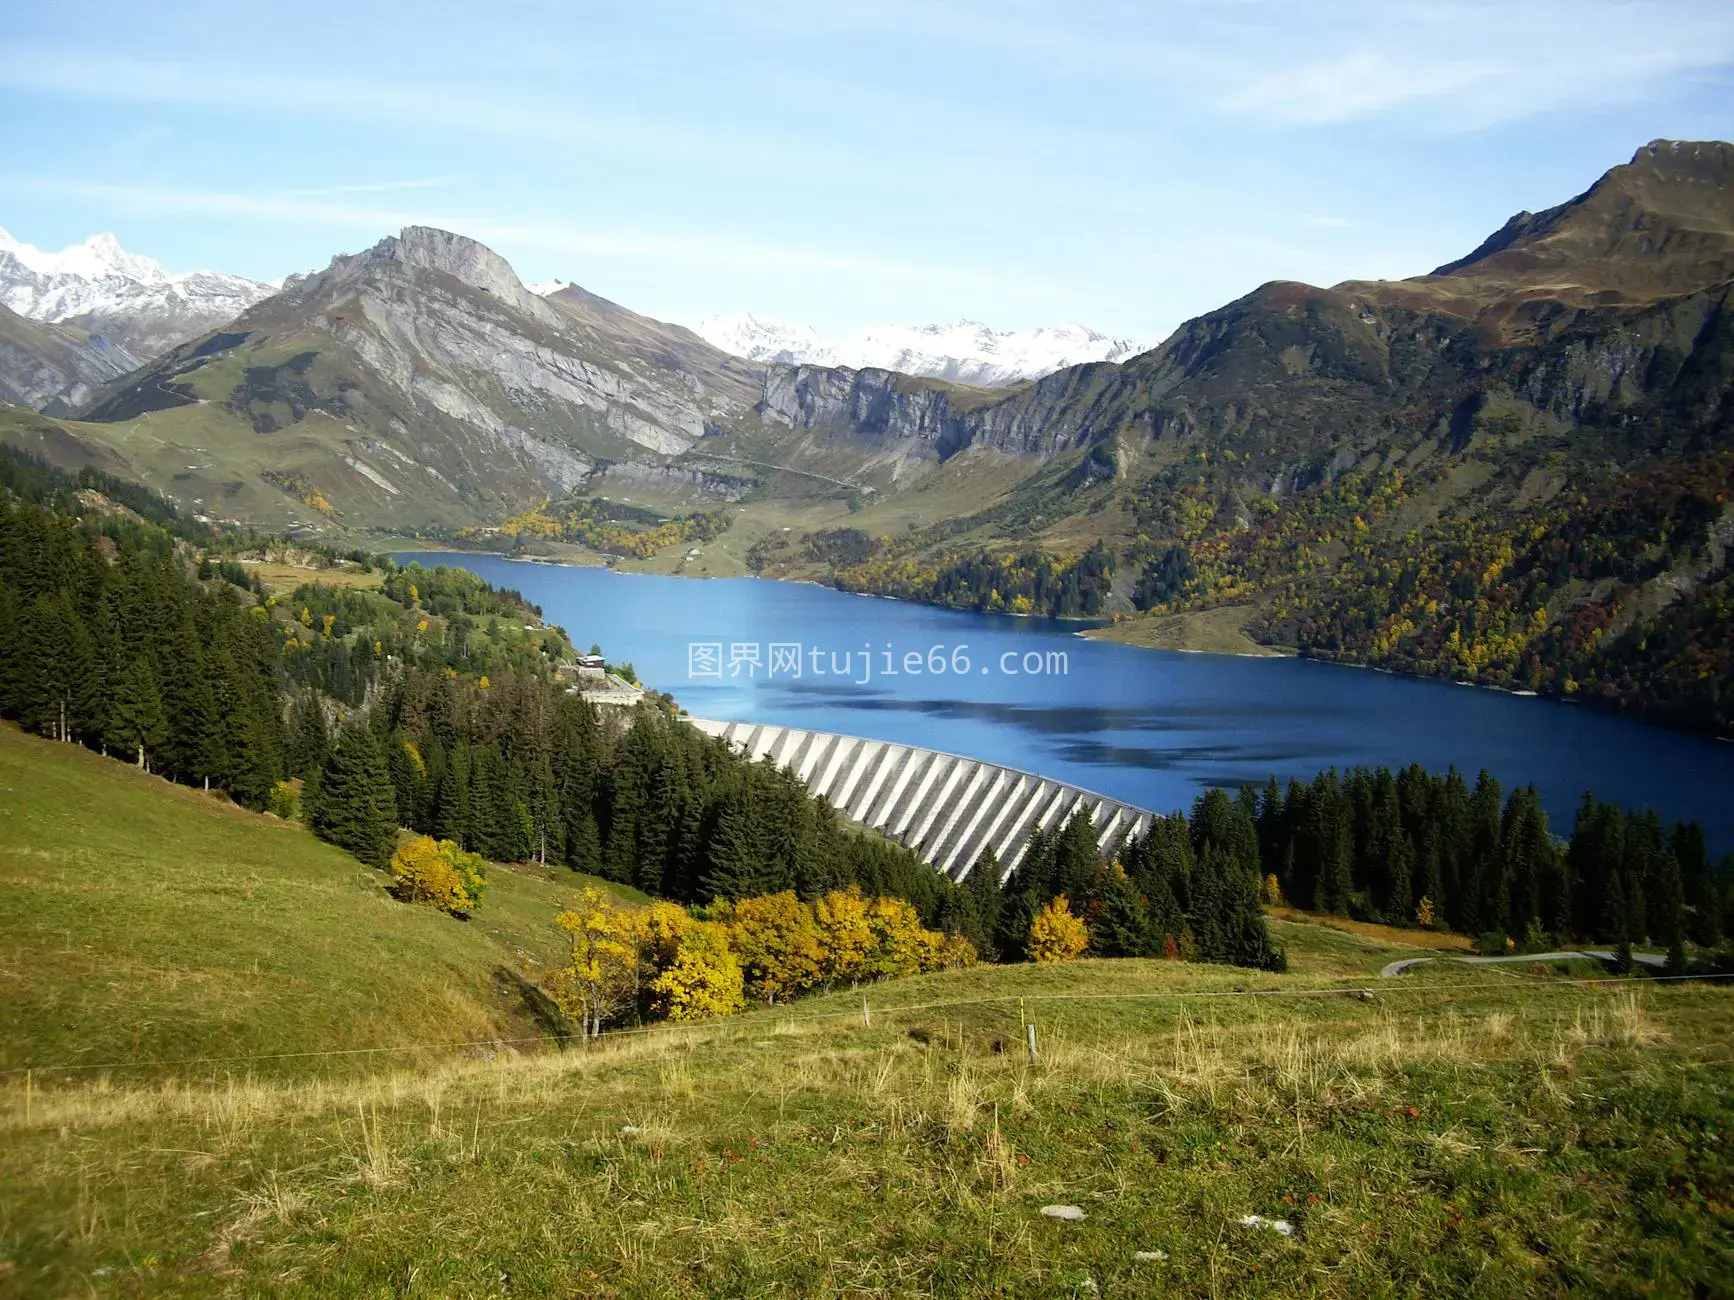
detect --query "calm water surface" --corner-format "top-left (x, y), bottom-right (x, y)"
top-left (399, 554), bottom-right (1734, 851)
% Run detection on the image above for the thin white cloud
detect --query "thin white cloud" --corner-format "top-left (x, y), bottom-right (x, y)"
top-left (0, 177), bottom-right (1045, 292)
top-left (1225, 2), bottom-right (1734, 127)
top-left (0, 47), bottom-right (761, 166)
top-left (276, 179), bottom-right (458, 199)
top-left (722, 0), bottom-right (1734, 130)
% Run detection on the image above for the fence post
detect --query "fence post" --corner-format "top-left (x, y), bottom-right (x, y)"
top-left (24, 1068), bottom-right (30, 1123)
top-left (1026, 1021), bottom-right (1038, 1064)
top-left (862, 996), bottom-right (871, 1029)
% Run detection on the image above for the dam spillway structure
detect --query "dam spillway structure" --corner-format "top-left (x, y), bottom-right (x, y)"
top-left (685, 718), bottom-right (1158, 882)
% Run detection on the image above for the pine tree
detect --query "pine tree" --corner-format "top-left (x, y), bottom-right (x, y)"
top-left (1083, 863), bottom-right (1154, 957)
top-left (106, 653), bottom-right (167, 770)
top-left (1670, 821), bottom-right (1718, 945)
top-left (701, 779), bottom-right (764, 901)
top-left (285, 691), bottom-right (330, 779)
top-left (565, 805), bottom-right (603, 876)
top-left (1463, 770), bottom-right (1503, 937)
top-left (434, 743), bottom-right (473, 849)
top-left (310, 722), bottom-right (398, 868)
top-left (1367, 776), bottom-right (1413, 923)
top-left (1656, 848), bottom-right (1688, 974)
top-left (1436, 769), bottom-right (1470, 929)
top-left (20, 591), bottom-right (95, 742)
top-left (157, 606), bottom-right (215, 785)
top-left (961, 845), bottom-right (1005, 959)
top-left (1190, 843), bottom-right (1229, 959)
top-left (1604, 869), bottom-right (1634, 973)
top-left (388, 733), bottom-right (428, 831)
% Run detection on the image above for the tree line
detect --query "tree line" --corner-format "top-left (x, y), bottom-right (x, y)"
top-left (1246, 766), bottom-right (1728, 966)
top-left (948, 791), bottom-right (1288, 972)
top-left (547, 884), bottom-right (975, 1035)
top-left (0, 483), bottom-right (286, 805)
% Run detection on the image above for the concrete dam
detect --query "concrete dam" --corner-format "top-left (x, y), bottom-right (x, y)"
top-left (686, 718), bottom-right (1158, 882)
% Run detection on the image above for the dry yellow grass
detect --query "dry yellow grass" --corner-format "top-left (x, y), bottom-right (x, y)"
top-left (240, 560), bottom-right (383, 597)
top-left (1267, 906), bottom-right (1474, 952)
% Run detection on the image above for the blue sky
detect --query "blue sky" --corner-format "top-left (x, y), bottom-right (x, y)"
top-left (3, 0), bottom-right (1732, 341)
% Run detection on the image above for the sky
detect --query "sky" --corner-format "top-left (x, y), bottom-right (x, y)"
top-left (2, 0), bottom-right (1732, 343)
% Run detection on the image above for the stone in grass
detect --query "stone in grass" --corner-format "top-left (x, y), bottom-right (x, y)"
top-left (1238, 1214), bottom-right (1295, 1236)
top-left (1134, 1251), bottom-right (1168, 1262)
top-left (1040, 1205), bottom-right (1087, 1222)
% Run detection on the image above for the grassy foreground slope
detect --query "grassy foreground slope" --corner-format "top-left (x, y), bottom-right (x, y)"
top-left (1, 726), bottom-right (1730, 1296)
top-left (0, 724), bottom-right (642, 1078)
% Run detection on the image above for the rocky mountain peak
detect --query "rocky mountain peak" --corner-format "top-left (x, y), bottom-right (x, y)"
top-left (1428, 138), bottom-right (1734, 294)
top-left (363, 226), bottom-right (556, 324)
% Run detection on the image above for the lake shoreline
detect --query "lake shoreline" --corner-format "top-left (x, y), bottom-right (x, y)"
top-left (384, 548), bottom-right (1734, 851)
top-left (392, 547), bottom-right (1731, 747)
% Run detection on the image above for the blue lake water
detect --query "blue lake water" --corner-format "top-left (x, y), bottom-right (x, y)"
top-left (398, 553), bottom-right (1734, 852)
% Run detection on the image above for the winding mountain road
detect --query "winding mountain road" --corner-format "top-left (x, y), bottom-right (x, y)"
top-left (1380, 951), bottom-right (1668, 978)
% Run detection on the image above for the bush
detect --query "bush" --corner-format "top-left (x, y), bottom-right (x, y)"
top-left (390, 835), bottom-right (487, 915)
top-left (267, 780), bottom-right (299, 821)
top-left (1474, 930), bottom-right (1510, 956)
top-left (1028, 896), bottom-right (1089, 963)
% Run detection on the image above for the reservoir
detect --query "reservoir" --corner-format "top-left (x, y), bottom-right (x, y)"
top-left (398, 554), bottom-right (1734, 852)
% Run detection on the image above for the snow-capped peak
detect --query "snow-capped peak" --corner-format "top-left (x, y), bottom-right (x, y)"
top-left (0, 225), bottom-right (277, 360)
top-left (694, 313), bottom-right (1148, 386)
top-left (0, 226), bottom-right (169, 284)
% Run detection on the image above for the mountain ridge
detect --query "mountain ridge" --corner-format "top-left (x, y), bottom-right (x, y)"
top-left (0, 224), bottom-right (276, 361)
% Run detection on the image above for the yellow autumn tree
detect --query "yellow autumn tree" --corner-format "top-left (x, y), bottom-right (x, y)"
top-left (390, 835), bottom-right (487, 915)
top-left (937, 931), bottom-right (979, 970)
top-left (1028, 895), bottom-right (1089, 963)
top-left (812, 887), bottom-right (874, 985)
top-left (719, 891), bottom-right (824, 1004)
top-left (644, 905), bottom-right (744, 1021)
top-left (551, 887), bottom-right (645, 1036)
top-left (863, 894), bottom-right (939, 978)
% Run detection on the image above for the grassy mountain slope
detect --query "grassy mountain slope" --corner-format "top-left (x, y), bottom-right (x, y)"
top-left (3, 878), bottom-right (1729, 1293)
top-left (0, 723), bottom-right (642, 1078)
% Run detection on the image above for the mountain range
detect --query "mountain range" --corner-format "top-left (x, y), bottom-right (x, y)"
top-left (0, 139), bottom-right (1730, 730)
top-left (0, 227), bottom-right (275, 363)
top-left (691, 314), bottom-right (1146, 386)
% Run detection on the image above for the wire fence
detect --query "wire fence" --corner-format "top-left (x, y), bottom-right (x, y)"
top-left (4, 968), bottom-right (1729, 1083)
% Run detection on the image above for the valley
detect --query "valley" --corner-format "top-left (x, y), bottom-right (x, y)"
top-left (6, 6), bottom-right (1734, 1295)
top-left (6, 141), bottom-right (1729, 736)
